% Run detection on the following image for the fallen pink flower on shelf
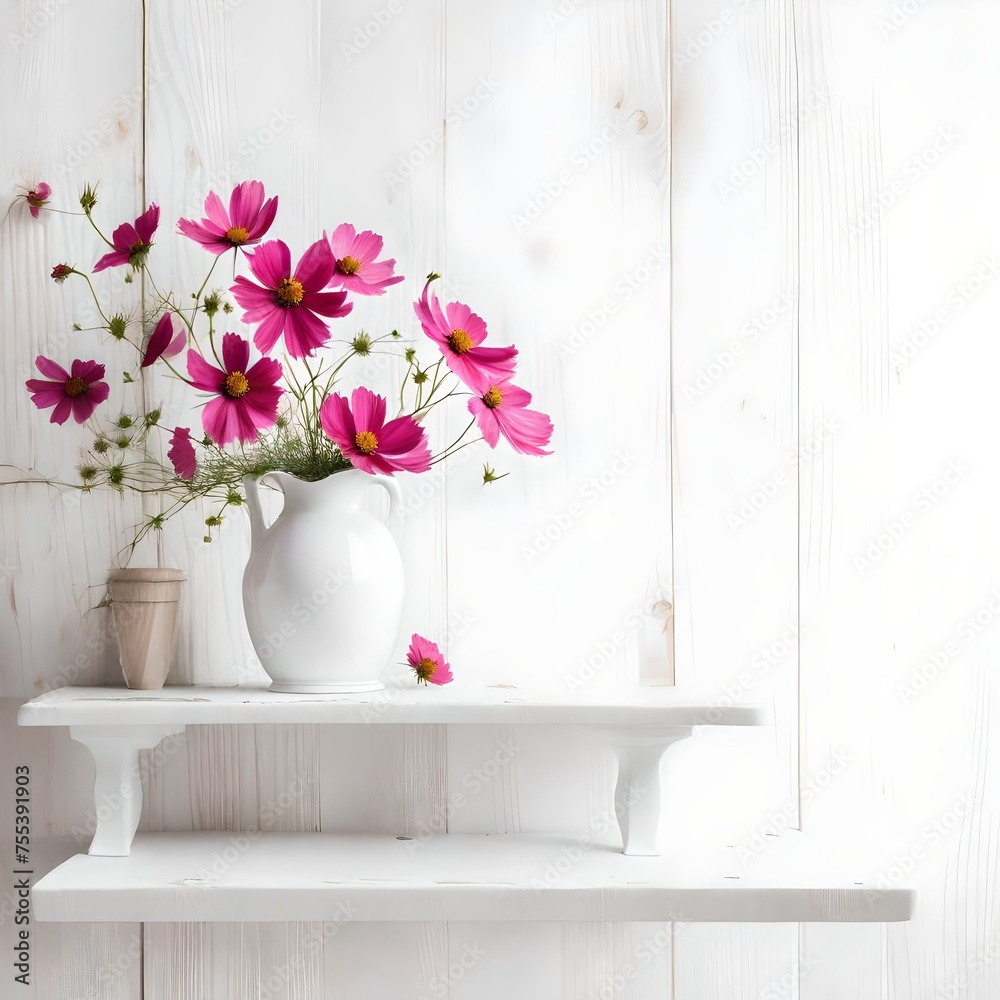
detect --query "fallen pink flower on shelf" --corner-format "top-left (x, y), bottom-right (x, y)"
top-left (168, 427), bottom-right (197, 480)
top-left (23, 182), bottom-right (51, 219)
top-left (25, 357), bottom-right (110, 425)
top-left (468, 377), bottom-right (553, 456)
top-left (93, 203), bottom-right (160, 272)
top-left (178, 180), bottom-right (278, 255)
top-left (186, 332), bottom-right (283, 447)
top-left (141, 313), bottom-right (187, 368)
top-left (320, 386), bottom-right (431, 476)
top-left (406, 633), bottom-right (453, 686)
top-left (414, 277), bottom-right (517, 388)
top-left (231, 238), bottom-right (351, 359)
top-left (327, 223), bottom-right (405, 296)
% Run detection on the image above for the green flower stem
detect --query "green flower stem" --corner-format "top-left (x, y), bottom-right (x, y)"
top-left (430, 420), bottom-right (481, 466)
top-left (190, 254), bottom-right (221, 325)
top-left (205, 313), bottom-right (222, 368)
top-left (83, 209), bottom-right (116, 249)
top-left (302, 358), bottom-right (324, 454)
top-left (157, 357), bottom-right (188, 382)
top-left (412, 387), bottom-right (464, 418)
top-left (282, 356), bottom-right (308, 403)
top-left (75, 272), bottom-right (111, 325)
top-left (398, 362), bottom-right (414, 414)
top-left (414, 359), bottom-right (448, 413)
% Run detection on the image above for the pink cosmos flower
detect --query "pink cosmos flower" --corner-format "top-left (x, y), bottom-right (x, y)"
top-left (93, 204), bottom-right (160, 272)
top-left (178, 180), bottom-right (278, 255)
top-left (327, 224), bottom-right (404, 296)
top-left (413, 277), bottom-right (517, 388)
top-left (23, 182), bottom-right (51, 219)
top-left (186, 333), bottom-right (283, 447)
top-left (406, 634), bottom-right (453, 686)
top-left (168, 427), bottom-right (197, 480)
top-left (320, 386), bottom-right (431, 476)
top-left (468, 377), bottom-right (553, 456)
top-left (25, 357), bottom-right (110, 425)
top-left (141, 313), bottom-right (187, 368)
top-left (230, 239), bottom-right (352, 359)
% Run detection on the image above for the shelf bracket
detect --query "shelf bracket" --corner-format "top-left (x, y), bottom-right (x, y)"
top-left (600, 726), bottom-right (692, 856)
top-left (70, 724), bottom-right (186, 857)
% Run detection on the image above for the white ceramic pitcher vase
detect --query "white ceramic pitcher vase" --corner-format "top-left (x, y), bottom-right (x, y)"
top-left (242, 469), bottom-right (403, 693)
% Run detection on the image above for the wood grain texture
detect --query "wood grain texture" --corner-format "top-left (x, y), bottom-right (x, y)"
top-left (441, 0), bottom-right (672, 693)
top-left (0, 0), bottom-right (147, 700)
top-left (798, 2), bottom-right (1000, 997)
top-left (0, 0), bottom-right (147, 993)
top-left (670, 0), bottom-right (801, 992)
top-left (437, 0), bottom-right (672, 990)
top-left (9, 0), bottom-right (999, 998)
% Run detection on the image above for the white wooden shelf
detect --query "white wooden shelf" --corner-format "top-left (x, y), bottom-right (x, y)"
top-left (20, 687), bottom-right (915, 925)
top-left (31, 831), bottom-right (913, 924)
top-left (18, 684), bottom-right (771, 859)
top-left (17, 683), bottom-right (770, 728)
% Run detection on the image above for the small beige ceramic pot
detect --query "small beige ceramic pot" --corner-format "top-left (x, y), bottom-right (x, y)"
top-left (107, 568), bottom-right (187, 689)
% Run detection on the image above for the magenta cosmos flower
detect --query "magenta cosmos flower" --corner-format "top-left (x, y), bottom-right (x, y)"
top-left (93, 204), bottom-right (160, 272)
top-left (25, 357), bottom-right (110, 425)
top-left (178, 180), bottom-right (278, 255)
top-left (168, 427), bottom-right (197, 480)
top-left (468, 377), bottom-right (553, 456)
top-left (231, 239), bottom-right (352, 359)
top-left (141, 313), bottom-right (187, 368)
top-left (320, 386), bottom-right (431, 476)
top-left (414, 277), bottom-right (517, 388)
top-left (327, 224), bottom-right (404, 296)
top-left (186, 333), bottom-right (283, 447)
top-left (23, 182), bottom-right (51, 219)
top-left (406, 634), bottom-right (453, 686)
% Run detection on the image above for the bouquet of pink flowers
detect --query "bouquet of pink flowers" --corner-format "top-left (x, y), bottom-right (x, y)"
top-left (19, 180), bottom-right (553, 547)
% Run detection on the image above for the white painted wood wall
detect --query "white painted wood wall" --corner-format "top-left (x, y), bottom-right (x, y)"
top-left (0, 0), bottom-right (995, 996)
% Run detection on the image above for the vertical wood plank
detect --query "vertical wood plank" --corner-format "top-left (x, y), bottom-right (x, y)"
top-left (442, 0), bottom-right (672, 694)
top-left (0, 0), bottom-right (147, 700)
top-left (141, 1), bottom-right (452, 992)
top-left (440, 0), bottom-right (672, 992)
top-left (670, 0), bottom-right (801, 992)
top-left (0, 0), bottom-right (145, 993)
top-left (798, 2), bottom-right (1000, 997)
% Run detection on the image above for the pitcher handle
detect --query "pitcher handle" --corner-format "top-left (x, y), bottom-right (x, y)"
top-left (242, 473), bottom-right (270, 544)
top-left (368, 474), bottom-right (401, 522)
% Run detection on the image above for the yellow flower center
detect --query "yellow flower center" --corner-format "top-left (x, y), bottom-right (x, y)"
top-left (276, 277), bottom-right (304, 306)
top-left (64, 377), bottom-right (88, 398)
top-left (226, 226), bottom-right (250, 245)
top-left (338, 256), bottom-right (361, 275)
top-left (416, 657), bottom-right (437, 679)
top-left (448, 328), bottom-right (474, 354)
top-left (355, 430), bottom-right (378, 455)
top-left (483, 386), bottom-right (503, 408)
top-left (224, 371), bottom-right (250, 398)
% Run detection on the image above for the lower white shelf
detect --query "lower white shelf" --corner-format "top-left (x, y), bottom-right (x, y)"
top-left (33, 831), bottom-right (913, 924)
